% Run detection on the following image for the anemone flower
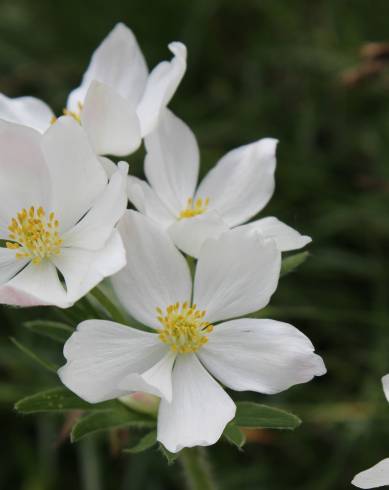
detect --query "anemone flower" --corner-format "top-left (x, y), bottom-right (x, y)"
top-left (59, 211), bottom-right (325, 452)
top-left (0, 23), bottom-right (186, 158)
top-left (127, 109), bottom-right (311, 257)
top-left (0, 116), bottom-right (128, 308)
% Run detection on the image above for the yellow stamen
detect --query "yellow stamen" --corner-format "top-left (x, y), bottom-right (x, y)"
top-left (179, 197), bottom-right (210, 219)
top-left (156, 302), bottom-right (213, 354)
top-left (51, 102), bottom-right (84, 125)
top-left (5, 206), bottom-right (63, 265)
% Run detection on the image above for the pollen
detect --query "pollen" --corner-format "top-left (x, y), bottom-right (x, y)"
top-left (156, 302), bottom-right (213, 354)
top-left (6, 206), bottom-right (63, 265)
top-left (179, 197), bottom-right (210, 219)
top-left (51, 102), bottom-right (83, 125)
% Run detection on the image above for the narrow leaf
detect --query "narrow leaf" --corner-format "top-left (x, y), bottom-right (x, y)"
top-left (235, 402), bottom-right (301, 430)
top-left (71, 406), bottom-right (156, 442)
top-left (158, 444), bottom-right (179, 465)
top-left (89, 286), bottom-right (128, 324)
top-left (280, 251), bottom-right (309, 277)
top-left (10, 337), bottom-right (58, 373)
top-left (223, 423), bottom-right (246, 449)
top-left (123, 430), bottom-right (157, 453)
top-left (23, 320), bottom-right (73, 343)
top-left (15, 387), bottom-right (115, 414)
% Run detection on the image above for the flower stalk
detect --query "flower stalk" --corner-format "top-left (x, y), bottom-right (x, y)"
top-left (180, 447), bottom-right (217, 490)
top-left (89, 285), bottom-right (128, 325)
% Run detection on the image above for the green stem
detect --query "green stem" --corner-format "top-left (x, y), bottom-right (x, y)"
top-left (185, 255), bottom-right (196, 282)
top-left (78, 438), bottom-right (102, 490)
top-left (179, 447), bottom-right (217, 490)
top-left (89, 286), bottom-right (127, 324)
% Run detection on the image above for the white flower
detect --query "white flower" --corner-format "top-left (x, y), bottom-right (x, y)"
top-left (59, 210), bottom-right (325, 453)
top-left (0, 116), bottom-right (128, 308)
top-left (127, 109), bottom-right (311, 258)
top-left (352, 375), bottom-right (389, 488)
top-left (0, 23), bottom-right (187, 157)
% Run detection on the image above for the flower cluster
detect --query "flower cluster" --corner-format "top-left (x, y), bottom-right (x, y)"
top-left (0, 24), bottom-right (325, 454)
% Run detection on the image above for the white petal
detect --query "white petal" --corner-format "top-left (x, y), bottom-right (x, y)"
top-left (0, 222), bottom-right (8, 240)
top-left (67, 23), bottom-right (148, 111)
top-left (382, 375), bottom-right (389, 403)
top-left (0, 284), bottom-right (44, 307)
top-left (111, 211), bottom-right (192, 328)
top-left (168, 211), bottom-right (229, 258)
top-left (193, 228), bottom-right (281, 323)
top-left (352, 459), bottom-right (389, 489)
top-left (196, 138), bottom-right (277, 227)
top-left (0, 220), bottom-right (8, 239)
top-left (86, 229), bottom-right (126, 278)
top-left (144, 109), bottom-right (199, 214)
top-left (42, 116), bottom-right (107, 231)
top-left (1, 260), bottom-right (68, 307)
top-left (127, 175), bottom-right (175, 228)
top-left (157, 354), bottom-right (235, 453)
top-left (118, 350), bottom-right (176, 402)
top-left (62, 162), bottom-right (128, 250)
top-left (52, 230), bottom-right (126, 305)
top-left (199, 318), bottom-right (326, 395)
top-left (0, 94), bottom-right (54, 132)
top-left (137, 43), bottom-right (187, 136)
top-left (99, 156), bottom-right (117, 178)
top-left (0, 248), bottom-right (28, 285)
top-left (239, 217), bottom-right (311, 252)
top-left (0, 121), bottom-right (51, 228)
top-left (58, 320), bottom-right (165, 403)
top-left (81, 81), bottom-right (141, 157)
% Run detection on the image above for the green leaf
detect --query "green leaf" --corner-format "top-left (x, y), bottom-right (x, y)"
top-left (0, 383), bottom-right (28, 404)
top-left (87, 287), bottom-right (152, 332)
top-left (280, 251), bottom-right (309, 277)
top-left (223, 423), bottom-right (246, 449)
top-left (158, 444), bottom-right (179, 465)
top-left (123, 430), bottom-right (157, 453)
top-left (235, 402), bottom-right (301, 430)
top-left (71, 405), bottom-right (156, 442)
top-left (10, 337), bottom-right (59, 373)
top-left (15, 387), bottom-right (114, 414)
top-left (23, 320), bottom-right (73, 343)
top-left (88, 286), bottom-right (128, 324)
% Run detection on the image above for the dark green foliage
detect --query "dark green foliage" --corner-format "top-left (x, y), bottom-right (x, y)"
top-left (123, 430), bottom-right (157, 453)
top-left (10, 337), bottom-right (59, 373)
top-left (223, 423), bottom-right (246, 449)
top-left (23, 321), bottom-right (73, 343)
top-left (234, 402), bottom-right (301, 430)
top-left (15, 387), bottom-right (116, 414)
top-left (71, 406), bottom-right (156, 442)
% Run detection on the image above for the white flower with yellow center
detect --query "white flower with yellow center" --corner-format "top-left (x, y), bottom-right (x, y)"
top-left (352, 375), bottom-right (389, 489)
top-left (0, 23), bottom-right (186, 158)
top-left (0, 116), bottom-right (128, 308)
top-left (128, 109), bottom-right (311, 258)
top-left (59, 211), bottom-right (325, 453)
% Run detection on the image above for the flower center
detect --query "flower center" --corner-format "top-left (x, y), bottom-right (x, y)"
top-left (51, 102), bottom-right (83, 125)
top-left (156, 302), bottom-right (213, 354)
top-left (6, 207), bottom-right (63, 265)
top-left (179, 197), bottom-right (210, 219)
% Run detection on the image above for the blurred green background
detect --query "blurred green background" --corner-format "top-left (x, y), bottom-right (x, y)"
top-left (1, 0), bottom-right (389, 488)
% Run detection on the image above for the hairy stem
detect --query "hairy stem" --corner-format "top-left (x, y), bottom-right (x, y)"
top-left (179, 447), bottom-right (217, 490)
top-left (89, 285), bottom-right (127, 324)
